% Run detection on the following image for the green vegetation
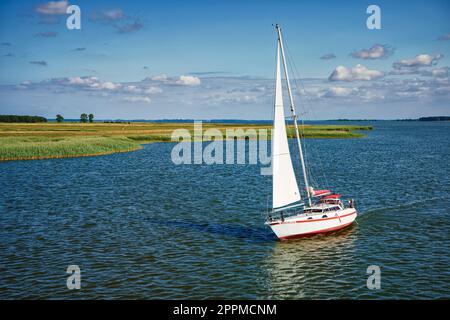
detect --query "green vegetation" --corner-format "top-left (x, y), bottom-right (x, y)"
top-left (89, 114), bottom-right (94, 123)
top-left (0, 136), bottom-right (141, 161)
top-left (56, 114), bottom-right (64, 123)
top-left (80, 113), bottom-right (88, 123)
top-left (288, 125), bottom-right (372, 139)
top-left (0, 115), bottom-right (47, 123)
top-left (0, 122), bottom-right (372, 161)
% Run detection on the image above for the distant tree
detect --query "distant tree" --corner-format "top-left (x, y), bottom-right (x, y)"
top-left (56, 114), bottom-right (64, 123)
top-left (88, 113), bottom-right (94, 123)
top-left (80, 113), bottom-right (88, 123)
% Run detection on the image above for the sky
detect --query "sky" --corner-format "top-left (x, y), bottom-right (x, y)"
top-left (0, 0), bottom-right (449, 119)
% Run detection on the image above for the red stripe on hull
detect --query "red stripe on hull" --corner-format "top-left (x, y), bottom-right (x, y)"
top-left (270, 210), bottom-right (356, 226)
top-left (278, 221), bottom-right (354, 241)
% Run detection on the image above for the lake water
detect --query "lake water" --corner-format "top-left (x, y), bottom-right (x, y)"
top-left (0, 121), bottom-right (449, 299)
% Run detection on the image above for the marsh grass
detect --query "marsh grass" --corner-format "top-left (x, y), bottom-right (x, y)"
top-left (0, 122), bottom-right (372, 161)
top-left (0, 136), bottom-right (141, 161)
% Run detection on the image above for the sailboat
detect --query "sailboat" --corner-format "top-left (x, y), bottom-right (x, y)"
top-left (265, 24), bottom-right (357, 240)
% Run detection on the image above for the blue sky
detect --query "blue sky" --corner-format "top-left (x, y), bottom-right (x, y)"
top-left (0, 0), bottom-right (449, 119)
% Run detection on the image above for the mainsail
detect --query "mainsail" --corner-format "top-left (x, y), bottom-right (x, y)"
top-left (272, 41), bottom-right (301, 209)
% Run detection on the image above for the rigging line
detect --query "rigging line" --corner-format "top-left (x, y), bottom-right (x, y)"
top-left (283, 42), bottom-right (314, 177)
top-left (283, 38), bottom-right (330, 189)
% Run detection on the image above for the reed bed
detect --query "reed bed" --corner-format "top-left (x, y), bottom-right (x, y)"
top-left (0, 122), bottom-right (372, 161)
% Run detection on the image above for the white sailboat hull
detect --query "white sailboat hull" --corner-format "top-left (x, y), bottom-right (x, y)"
top-left (267, 208), bottom-right (357, 240)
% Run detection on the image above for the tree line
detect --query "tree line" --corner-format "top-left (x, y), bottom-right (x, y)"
top-left (55, 114), bottom-right (94, 123)
top-left (0, 115), bottom-right (47, 123)
top-left (0, 114), bottom-right (95, 123)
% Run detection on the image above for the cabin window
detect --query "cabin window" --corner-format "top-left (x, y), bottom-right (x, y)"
top-left (322, 215), bottom-right (328, 218)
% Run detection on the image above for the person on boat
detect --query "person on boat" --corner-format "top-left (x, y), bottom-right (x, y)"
top-left (348, 199), bottom-right (355, 208)
top-left (280, 211), bottom-right (284, 222)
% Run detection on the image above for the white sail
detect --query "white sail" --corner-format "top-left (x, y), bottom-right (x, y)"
top-left (272, 41), bottom-right (301, 209)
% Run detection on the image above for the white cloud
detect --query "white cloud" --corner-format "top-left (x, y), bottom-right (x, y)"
top-left (322, 86), bottom-right (356, 97)
top-left (151, 74), bottom-right (168, 81)
top-left (52, 76), bottom-right (122, 91)
top-left (421, 67), bottom-right (449, 78)
top-left (96, 81), bottom-right (121, 90)
top-left (122, 96), bottom-right (151, 103)
top-left (67, 76), bottom-right (98, 85)
top-left (147, 74), bottom-right (201, 86)
top-left (351, 44), bottom-right (393, 59)
top-left (35, 1), bottom-right (69, 15)
top-left (175, 75), bottom-right (201, 86)
top-left (124, 85), bottom-right (141, 93)
top-left (14, 73), bottom-right (449, 114)
top-left (393, 54), bottom-right (443, 68)
top-left (329, 64), bottom-right (384, 81)
top-left (145, 86), bottom-right (163, 94)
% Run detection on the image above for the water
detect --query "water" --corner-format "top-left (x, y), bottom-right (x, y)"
top-left (0, 121), bottom-right (449, 299)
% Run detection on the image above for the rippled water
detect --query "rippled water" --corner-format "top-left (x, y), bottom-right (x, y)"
top-left (0, 121), bottom-right (449, 299)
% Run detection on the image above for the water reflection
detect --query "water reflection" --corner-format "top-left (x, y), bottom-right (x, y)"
top-left (263, 226), bottom-right (358, 299)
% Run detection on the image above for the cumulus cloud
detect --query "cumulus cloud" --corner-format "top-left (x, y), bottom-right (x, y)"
top-left (49, 76), bottom-right (122, 91)
top-left (35, 31), bottom-right (58, 38)
top-left (329, 64), bottom-right (384, 81)
top-left (421, 67), bottom-right (449, 78)
top-left (18, 75), bottom-right (169, 104)
top-left (13, 72), bottom-right (449, 112)
top-left (150, 74), bottom-right (168, 81)
top-left (91, 81), bottom-right (121, 90)
top-left (322, 86), bottom-right (356, 97)
top-left (351, 44), bottom-right (393, 59)
top-left (122, 96), bottom-right (151, 103)
top-left (147, 74), bottom-right (201, 86)
top-left (29, 60), bottom-right (47, 66)
top-left (145, 86), bottom-right (163, 94)
top-left (123, 85), bottom-right (141, 93)
top-left (35, 1), bottom-right (69, 15)
top-left (393, 54), bottom-right (443, 68)
top-left (320, 53), bottom-right (336, 60)
top-left (175, 75), bottom-right (201, 86)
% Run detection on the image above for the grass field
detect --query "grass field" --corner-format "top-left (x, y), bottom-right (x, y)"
top-left (0, 122), bottom-right (372, 161)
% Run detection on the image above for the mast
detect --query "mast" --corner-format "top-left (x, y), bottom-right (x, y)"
top-left (275, 24), bottom-right (312, 207)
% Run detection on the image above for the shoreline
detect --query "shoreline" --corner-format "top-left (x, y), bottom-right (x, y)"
top-left (0, 123), bottom-right (372, 162)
